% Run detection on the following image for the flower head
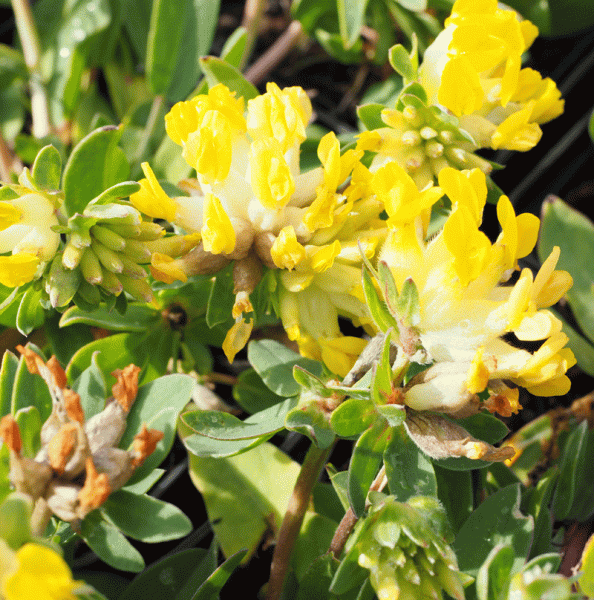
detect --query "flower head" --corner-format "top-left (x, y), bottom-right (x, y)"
top-left (377, 167), bottom-right (574, 414)
top-left (419, 0), bottom-right (563, 152)
top-left (133, 83), bottom-right (387, 367)
top-left (0, 191), bottom-right (60, 287)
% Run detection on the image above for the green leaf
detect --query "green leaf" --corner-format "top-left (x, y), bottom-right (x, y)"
top-left (315, 29), bottom-right (364, 65)
top-left (371, 334), bottom-right (393, 405)
top-left (293, 366), bottom-right (334, 398)
top-left (66, 327), bottom-right (175, 386)
top-left (376, 404), bottom-right (405, 427)
top-left (122, 468), bottom-right (164, 495)
top-left (11, 347), bottom-right (52, 422)
top-left (62, 126), bottom-right (129, 217)
top-left (248, 339), bottom-right (324, 397)
top-left (396, 277), bottom-right (420, 326)
top-left (101, 490), bottom-right (192, 542)
top-left (219, 26), bottom-right (247, 68)
top-left (187, 442), bottom-right (301, 559)
top-left (182, 432), bottom-right (273, 458)
top-left (117, 549), bottom-right (208, 600)
top-left (81, 511), bottom-right (145, 572)
top-left (181, 397), bottom-right (297, 440)
top-left (60, 303), bottom-right (160, 332)
top-left (166, 0), bottom-right (221, 102)
top-left (337, 0), bottom-right (371, 48)
top-left (146, 0), bottom-right (188, 95)
top-left (434, 465), bottom-right (473, 534)
top-left (551, 308), bottom-right (594, 376)
top-left (0, 351), bottom-right (18, 417)
top-left (384, 425), bottom-right (437, 503)
top-left (199, 56), bottom-right (259, 101)
top-left (119, 374), bottom-right (196, 485)
top-left (16, 287), bottom-right (45, 336)
top-left (526, 468), bottom-right (558, 558)
top-left (285, 402), bottom-right (336, 448)
top-left (453, 484), bottom-right (533, 578)
top-left (548, 0), bottom-right (594, 35)
top-left (14, 406), bottom-right (42, 458)
top-left (539, 197), bottom-right (594, 343)
top-left (31, 145), bottom-right (62, 190)
top-left (0, 494), bottom-right (32, 550)
top-left (191, 549), bottom-right (248, 600)
top-left (348, 419), bottom-right (390, 517)
top-left (551, 420), bottom-right (589, 521)
top-left (330, 398), bottom-right (377, 438)
top-left (232, 368), bottom-right (285, 414)
top-left (205, 265), bottom-right (234, 328)
top-left (295, 552), bottom-right (339, 600)
top-left (476, 545), bottom-right (515, 600)
top-left (71, 357), bottom-right (106, 419)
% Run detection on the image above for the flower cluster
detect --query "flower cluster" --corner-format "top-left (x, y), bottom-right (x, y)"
top-left (0, 347), bottom-right (163, 528)
top-left (342, 496), bottom-right (465, 600)
top-left (419, 0), bottom-right (563, 152)
top-left (374, 166), bottom-right (574, 415)
top-left (357, 0), bottom-right (564, 191)
top-left (131, 82), bottom-right (388, 372)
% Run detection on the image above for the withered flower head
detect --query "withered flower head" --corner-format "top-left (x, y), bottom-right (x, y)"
top-left (0, 414), bottom-right (21, 455)
top-left (78, 457), bottom-right (112, 512)
top-left (132, 424), bottom-right (164, 467)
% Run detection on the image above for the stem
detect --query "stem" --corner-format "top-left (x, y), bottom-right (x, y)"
top-left (131, 94), bottom-right (164, 179)
top-left (329, 465), bottom-right (387, 558)
top-left (245, 21), bottom-right (305, 86)
top-left (266, 442), bottom-right (334, 600)
top-left (239, 0), bottom-right (267, 72)
top-left (11, 0), bottom-right (51, 138)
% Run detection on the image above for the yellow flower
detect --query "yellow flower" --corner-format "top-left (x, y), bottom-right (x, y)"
top-left (137, 82), bottom-right (390, 366)
top-left (379, 167), bottom-right (573, 413)
top-left (1, 543), bottom-right (82, 600)
top-left (419, 0), bottom-right (563, 152)
top-left (0, 193), bottom-right (60, 287)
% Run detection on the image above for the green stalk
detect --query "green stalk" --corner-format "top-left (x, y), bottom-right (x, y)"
top-left (11, 0), bottom-right (51, 138)
top-left (266, 442), bottom-right (334, 600)
top-left (131, 94), bottom-right (164, 179)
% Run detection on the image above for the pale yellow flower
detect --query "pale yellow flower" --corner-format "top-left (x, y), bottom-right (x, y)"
top-left (419, 0), bottom-right (563, 152)
top-left (379, 167), bottom-right (574, 413)
top-left (0, 193), bottom-right (60, 287)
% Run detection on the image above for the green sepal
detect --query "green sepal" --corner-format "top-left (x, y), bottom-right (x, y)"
top-left (362, 267), bottom-right (398, 333)
top-left (87, 181), bottom-right (141, 206)
top-left (357, 103), bottom-right (386, 131)
top-left (396, 277), bottom-right (420, 327)
top-left (388, 38), bottom-right (417, 81)
top-left (371, 332), bottom-right (393, 405)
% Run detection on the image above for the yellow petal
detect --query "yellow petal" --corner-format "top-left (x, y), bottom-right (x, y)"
top-left (130, 163), bottom-right (177, 222)
top-left (250, 138), bottom-right (295, 209)
top-left (149, 252), bottom-right (188, 284)
top-left (271, 226), bottom-right (306, 270)
top-left (438, 55), bottom-right (484, 117)
top-left (308, 241), bottom-right (341, 273)
top-left (0, 201), bottom-right (22, 231)
top-left (3, 543), bottom-right (81, 600)
top-left (222, 318), bottom-right (253, 363)
top-left (0, 253), bottom-right (40, 287)
top-left (201, 193), bottom-right (236, 255)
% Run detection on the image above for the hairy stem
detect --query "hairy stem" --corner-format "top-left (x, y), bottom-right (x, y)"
top-left (11, 0), bottom-right (51, 138)
top-left (329, 465), bottom-right (388, 558)
top-left (266, 442), bottom-right (334, 600)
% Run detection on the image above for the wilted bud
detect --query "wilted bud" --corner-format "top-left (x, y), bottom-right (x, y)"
top-left (405, 411), bottom-right (515, 462)
top-left (345, 496), bottom-right (465, 600)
